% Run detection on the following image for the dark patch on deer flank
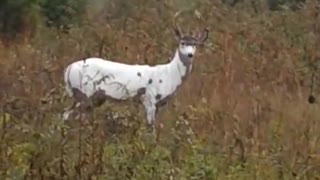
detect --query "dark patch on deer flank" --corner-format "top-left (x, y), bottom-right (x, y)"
top-left (72, 88), bottom-right (88, 102)
top-left (71, 88), bottom-right (94, 111)
top-left (91, 89), bottom-right (108, 107)
top-left (71, 87), bottom-right (125, 110)
top-left (155, 94), bottom-right (162, 100)
top-left (137, 87), bottom-right (146, 95)
top-left (137, 72), bottom-right (142, 77)
top-left (148, 79), bottom-right (153, 84)
top-left (159, 79), bottom-right (162, 83)
top-left (72, 88), bottom-right (109, 108)
top-left (132, 87), bottom-right (147, 103)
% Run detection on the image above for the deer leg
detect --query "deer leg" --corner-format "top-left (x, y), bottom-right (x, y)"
top-left (141, 93), bottom-right (160, 135)
top-left (144, 104), bottom-right (157, 133)
top-left (62, 100), bottom-right (77, 120)
top-left (63, 100), bottom-right (89, 121)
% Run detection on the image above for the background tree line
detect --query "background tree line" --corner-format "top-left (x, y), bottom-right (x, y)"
top-left (0, 0), bottom-right (307, 41)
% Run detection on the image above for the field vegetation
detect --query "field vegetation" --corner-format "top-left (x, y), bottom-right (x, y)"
top-left (1, 0), bottom-right (320, 179)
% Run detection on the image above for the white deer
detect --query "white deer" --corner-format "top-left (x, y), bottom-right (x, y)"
top-left (62, 15), bottom-right (209, 133)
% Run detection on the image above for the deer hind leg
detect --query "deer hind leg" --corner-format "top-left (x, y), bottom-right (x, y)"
top-left (63, 100), bottom-right (95, 121)
top-left (62, 100), bottom-right (77, 120)
top-left (62, 100), bottom-right (85, 121)
top-left (62, 88), bottom-right (91, 121)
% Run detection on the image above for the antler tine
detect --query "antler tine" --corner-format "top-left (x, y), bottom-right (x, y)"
top-left (173, 10), bottom-right (183, 36)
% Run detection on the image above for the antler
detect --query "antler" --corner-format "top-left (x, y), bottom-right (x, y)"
top-left (173, 10), bottom-right (183, 38)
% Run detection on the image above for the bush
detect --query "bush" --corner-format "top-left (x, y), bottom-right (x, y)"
top-left (0, 0), bottom-right (88, 40)
top-left (41, 0), bottom-right (88, 30)
top-left (0, 0), bottom-right (42, 39)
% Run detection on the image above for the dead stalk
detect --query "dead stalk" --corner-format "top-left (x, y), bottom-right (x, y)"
top-left (60, 124), bottom-right (68, 179)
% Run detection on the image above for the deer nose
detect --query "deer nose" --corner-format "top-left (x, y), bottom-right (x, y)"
top-left (187, 53), bottom-right (193, 58)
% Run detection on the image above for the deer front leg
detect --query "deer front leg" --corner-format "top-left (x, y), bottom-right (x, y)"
top-left (142, 96), bottom-right (157, 133)
top-left (146, 105), bottom-right (156, 129)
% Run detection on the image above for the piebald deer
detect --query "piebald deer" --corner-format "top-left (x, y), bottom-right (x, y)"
top-left (63, 13), bottom-right (209, 133)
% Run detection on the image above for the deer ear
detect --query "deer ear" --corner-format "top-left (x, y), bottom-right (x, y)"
top-left (197, 28), bottom-right (209, 43)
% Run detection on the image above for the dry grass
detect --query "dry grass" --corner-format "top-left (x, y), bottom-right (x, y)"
top-left (1, 0), bottom-right (320, 179)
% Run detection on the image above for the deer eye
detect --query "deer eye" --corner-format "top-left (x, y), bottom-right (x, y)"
top-left (181, 42), bottom-right (185, 46)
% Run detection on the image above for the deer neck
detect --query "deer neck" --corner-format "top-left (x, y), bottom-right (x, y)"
top-left (170, 49), bottom-right (193, 82)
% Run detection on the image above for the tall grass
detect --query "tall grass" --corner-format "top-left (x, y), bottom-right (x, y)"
top-left (1, 0), bottom-right (320, 179)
